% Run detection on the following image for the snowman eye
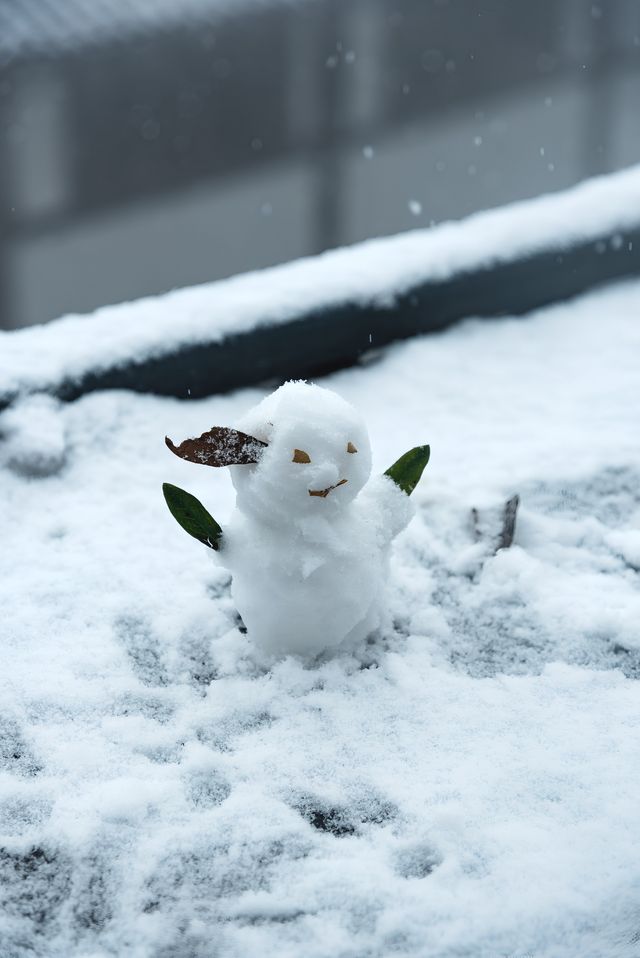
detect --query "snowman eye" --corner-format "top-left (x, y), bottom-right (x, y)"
top-left (347, 442), bottom-right (358, 454)
top-left (292, 449), bottom-right (311, 463)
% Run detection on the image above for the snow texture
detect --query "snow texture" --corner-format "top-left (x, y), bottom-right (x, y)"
top-left (2, 163), bottom-right (640, 405)
top-left (1, 277), bottom-right (640, 956)
top-left (219, 381), bottom-right (413, 656)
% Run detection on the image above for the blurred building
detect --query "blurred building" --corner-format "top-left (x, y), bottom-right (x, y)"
top-left (1, 0), bottom-right (640, 329)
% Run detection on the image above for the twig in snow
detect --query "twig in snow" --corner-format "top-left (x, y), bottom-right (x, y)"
top-left (495, 494), bottom-right (520, 553)
top-left (470, 507), bottom-right (482, 541)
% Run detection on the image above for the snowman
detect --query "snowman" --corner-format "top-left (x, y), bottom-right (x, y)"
top-left (163, 381), bottom-right (429, 657)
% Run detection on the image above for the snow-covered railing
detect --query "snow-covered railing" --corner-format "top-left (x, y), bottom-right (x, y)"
top-left (2, 165), bottom-right (640, 412)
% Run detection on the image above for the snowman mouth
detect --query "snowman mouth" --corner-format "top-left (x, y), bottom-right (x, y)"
top-left (309, 479), bottom-right (348, 498)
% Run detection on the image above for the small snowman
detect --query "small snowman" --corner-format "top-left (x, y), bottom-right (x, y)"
top-left (163, 381), bottom-right (429, 657)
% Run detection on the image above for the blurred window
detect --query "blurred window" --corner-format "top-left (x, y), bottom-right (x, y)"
top-left (1, 0), bottom-right (639, 328)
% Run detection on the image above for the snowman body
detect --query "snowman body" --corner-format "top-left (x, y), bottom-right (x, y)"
top-left (218, 382), bottom-right (413, 657)
top-left (225, 507), bottom-right (380, 655)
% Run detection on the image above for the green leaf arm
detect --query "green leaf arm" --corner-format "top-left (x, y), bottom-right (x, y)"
top-left (383, 445), bottom-right (430, 496)
top-left (162, 482), bottom-right (223, 551)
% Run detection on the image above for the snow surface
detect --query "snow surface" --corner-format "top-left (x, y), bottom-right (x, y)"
top-left (2, 277), bottom-right (640, 956)
top-left (2, 163), bottom-right (640, 406)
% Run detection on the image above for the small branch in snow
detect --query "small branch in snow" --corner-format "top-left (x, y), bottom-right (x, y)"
top-left (470, 507), bottom-right (482, 541)
top-left (470, 494), bottom-right (520, 561)
top-left (495, 494), bottom-right (520, 553)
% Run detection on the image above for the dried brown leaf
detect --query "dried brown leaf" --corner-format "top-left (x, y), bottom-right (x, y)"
top-left (165, 427), bottom-right (267, 467)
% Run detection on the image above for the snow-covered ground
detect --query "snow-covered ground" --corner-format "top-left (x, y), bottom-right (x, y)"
top-left (1, 277), bottom-right (640, 957)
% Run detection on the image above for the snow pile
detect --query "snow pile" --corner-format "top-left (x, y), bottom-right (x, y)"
top-left (1, 278), bottom-right (640, 956)
top-left (2, 163), bottom-right (640, 405)
top-left (0, 393), bottom-right (67, 478)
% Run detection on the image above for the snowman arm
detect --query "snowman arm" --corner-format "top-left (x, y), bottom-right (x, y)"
top-left (384, 445), bottom-right (430, 496)
top-left (162, 482), bottom-right (224, 551)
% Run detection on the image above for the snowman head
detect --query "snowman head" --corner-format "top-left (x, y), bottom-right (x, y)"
top-left (230, 382), bottom-right (372, 523)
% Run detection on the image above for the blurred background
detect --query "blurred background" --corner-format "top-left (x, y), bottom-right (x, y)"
top-left (1, 0), bottom-right (640, 330)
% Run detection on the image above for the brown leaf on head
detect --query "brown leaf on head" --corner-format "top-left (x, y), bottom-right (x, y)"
top-left (165, 427), bottom-right (267, 467)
